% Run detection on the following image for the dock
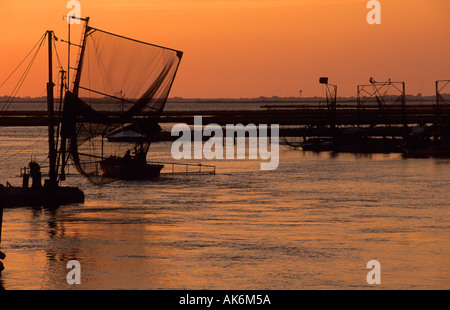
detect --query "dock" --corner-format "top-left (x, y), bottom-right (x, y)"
top-left (0, 103), bottom-right (448, 138)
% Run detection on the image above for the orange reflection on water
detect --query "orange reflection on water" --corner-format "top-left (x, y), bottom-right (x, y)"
top-left (1, 146), bottom-right (449, 289)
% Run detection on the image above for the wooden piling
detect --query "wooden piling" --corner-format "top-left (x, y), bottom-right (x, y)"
top-left (0, 206), bottom-right (3, 247)
top-left (0, 206), bottom-right (4, 273)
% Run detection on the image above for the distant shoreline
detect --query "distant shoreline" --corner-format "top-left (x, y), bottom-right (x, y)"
top-left (0, 95), bottom-right (444, 104)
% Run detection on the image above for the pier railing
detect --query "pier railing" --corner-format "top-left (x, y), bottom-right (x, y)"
top-left (149, 161), bottom-right (216, 175)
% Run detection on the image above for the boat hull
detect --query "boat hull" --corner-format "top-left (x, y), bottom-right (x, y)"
top-left (402, 144), bottom-right (450, 158)
top-left (100, 159), bottom-right (164, 180)
top-left (0, 186), bottom-right (85, 208)
top-left (301, 138), bottom-right (402, 154)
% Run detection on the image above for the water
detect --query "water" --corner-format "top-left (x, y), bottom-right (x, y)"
top-left (0, 127), bottom-right (449, 290)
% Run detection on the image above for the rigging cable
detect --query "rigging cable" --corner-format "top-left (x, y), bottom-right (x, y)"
top-left (1, 34), bottom-right (47, 112)
top-left (0, 33), bottom-right (46, 91)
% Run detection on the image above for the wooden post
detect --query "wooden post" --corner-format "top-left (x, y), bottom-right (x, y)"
top-left (0, 206), bottom-right (3, 246)
top-left (0, 206), bottom-right (5, 273)
top-left (435, 80), bottom-right (440, 122)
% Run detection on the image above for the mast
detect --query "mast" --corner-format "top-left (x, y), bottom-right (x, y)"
top-left (56, 69), bottom-right (66, 181)
top-left (47, 30), bottom-right (57, 186)
top-left (67, 17), bottom-right (71, 89)
top-left (72, 17), bottom-right (90, 95)
top-left (65, 16), bottom-right (90, 92)
top-left (59, 17), bottom-right (89, 182)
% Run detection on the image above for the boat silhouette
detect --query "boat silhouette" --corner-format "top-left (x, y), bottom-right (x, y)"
top-left (0, 30), bottom-right (84, 208)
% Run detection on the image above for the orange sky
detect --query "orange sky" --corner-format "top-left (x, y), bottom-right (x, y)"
top-left (0, 0), bottom-right (449, 98)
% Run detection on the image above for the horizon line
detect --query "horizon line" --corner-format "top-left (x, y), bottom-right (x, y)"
top-left (0, 93), bottom-right (445, 102)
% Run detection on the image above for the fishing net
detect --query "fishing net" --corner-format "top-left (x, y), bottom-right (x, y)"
top-left (61, 26), bottom-right (183, 184)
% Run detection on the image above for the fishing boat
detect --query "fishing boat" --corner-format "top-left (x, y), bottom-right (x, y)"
top-left (99, 141), bottom-right (164, 179)
top-left (60, 17), bottom-right (183, 184)
top-left (1, 16), bottom-right (183, 206)
top-left (402, 125), bottom-right (450, 158)
top-left (0, 30), bottom-right (84, 208)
